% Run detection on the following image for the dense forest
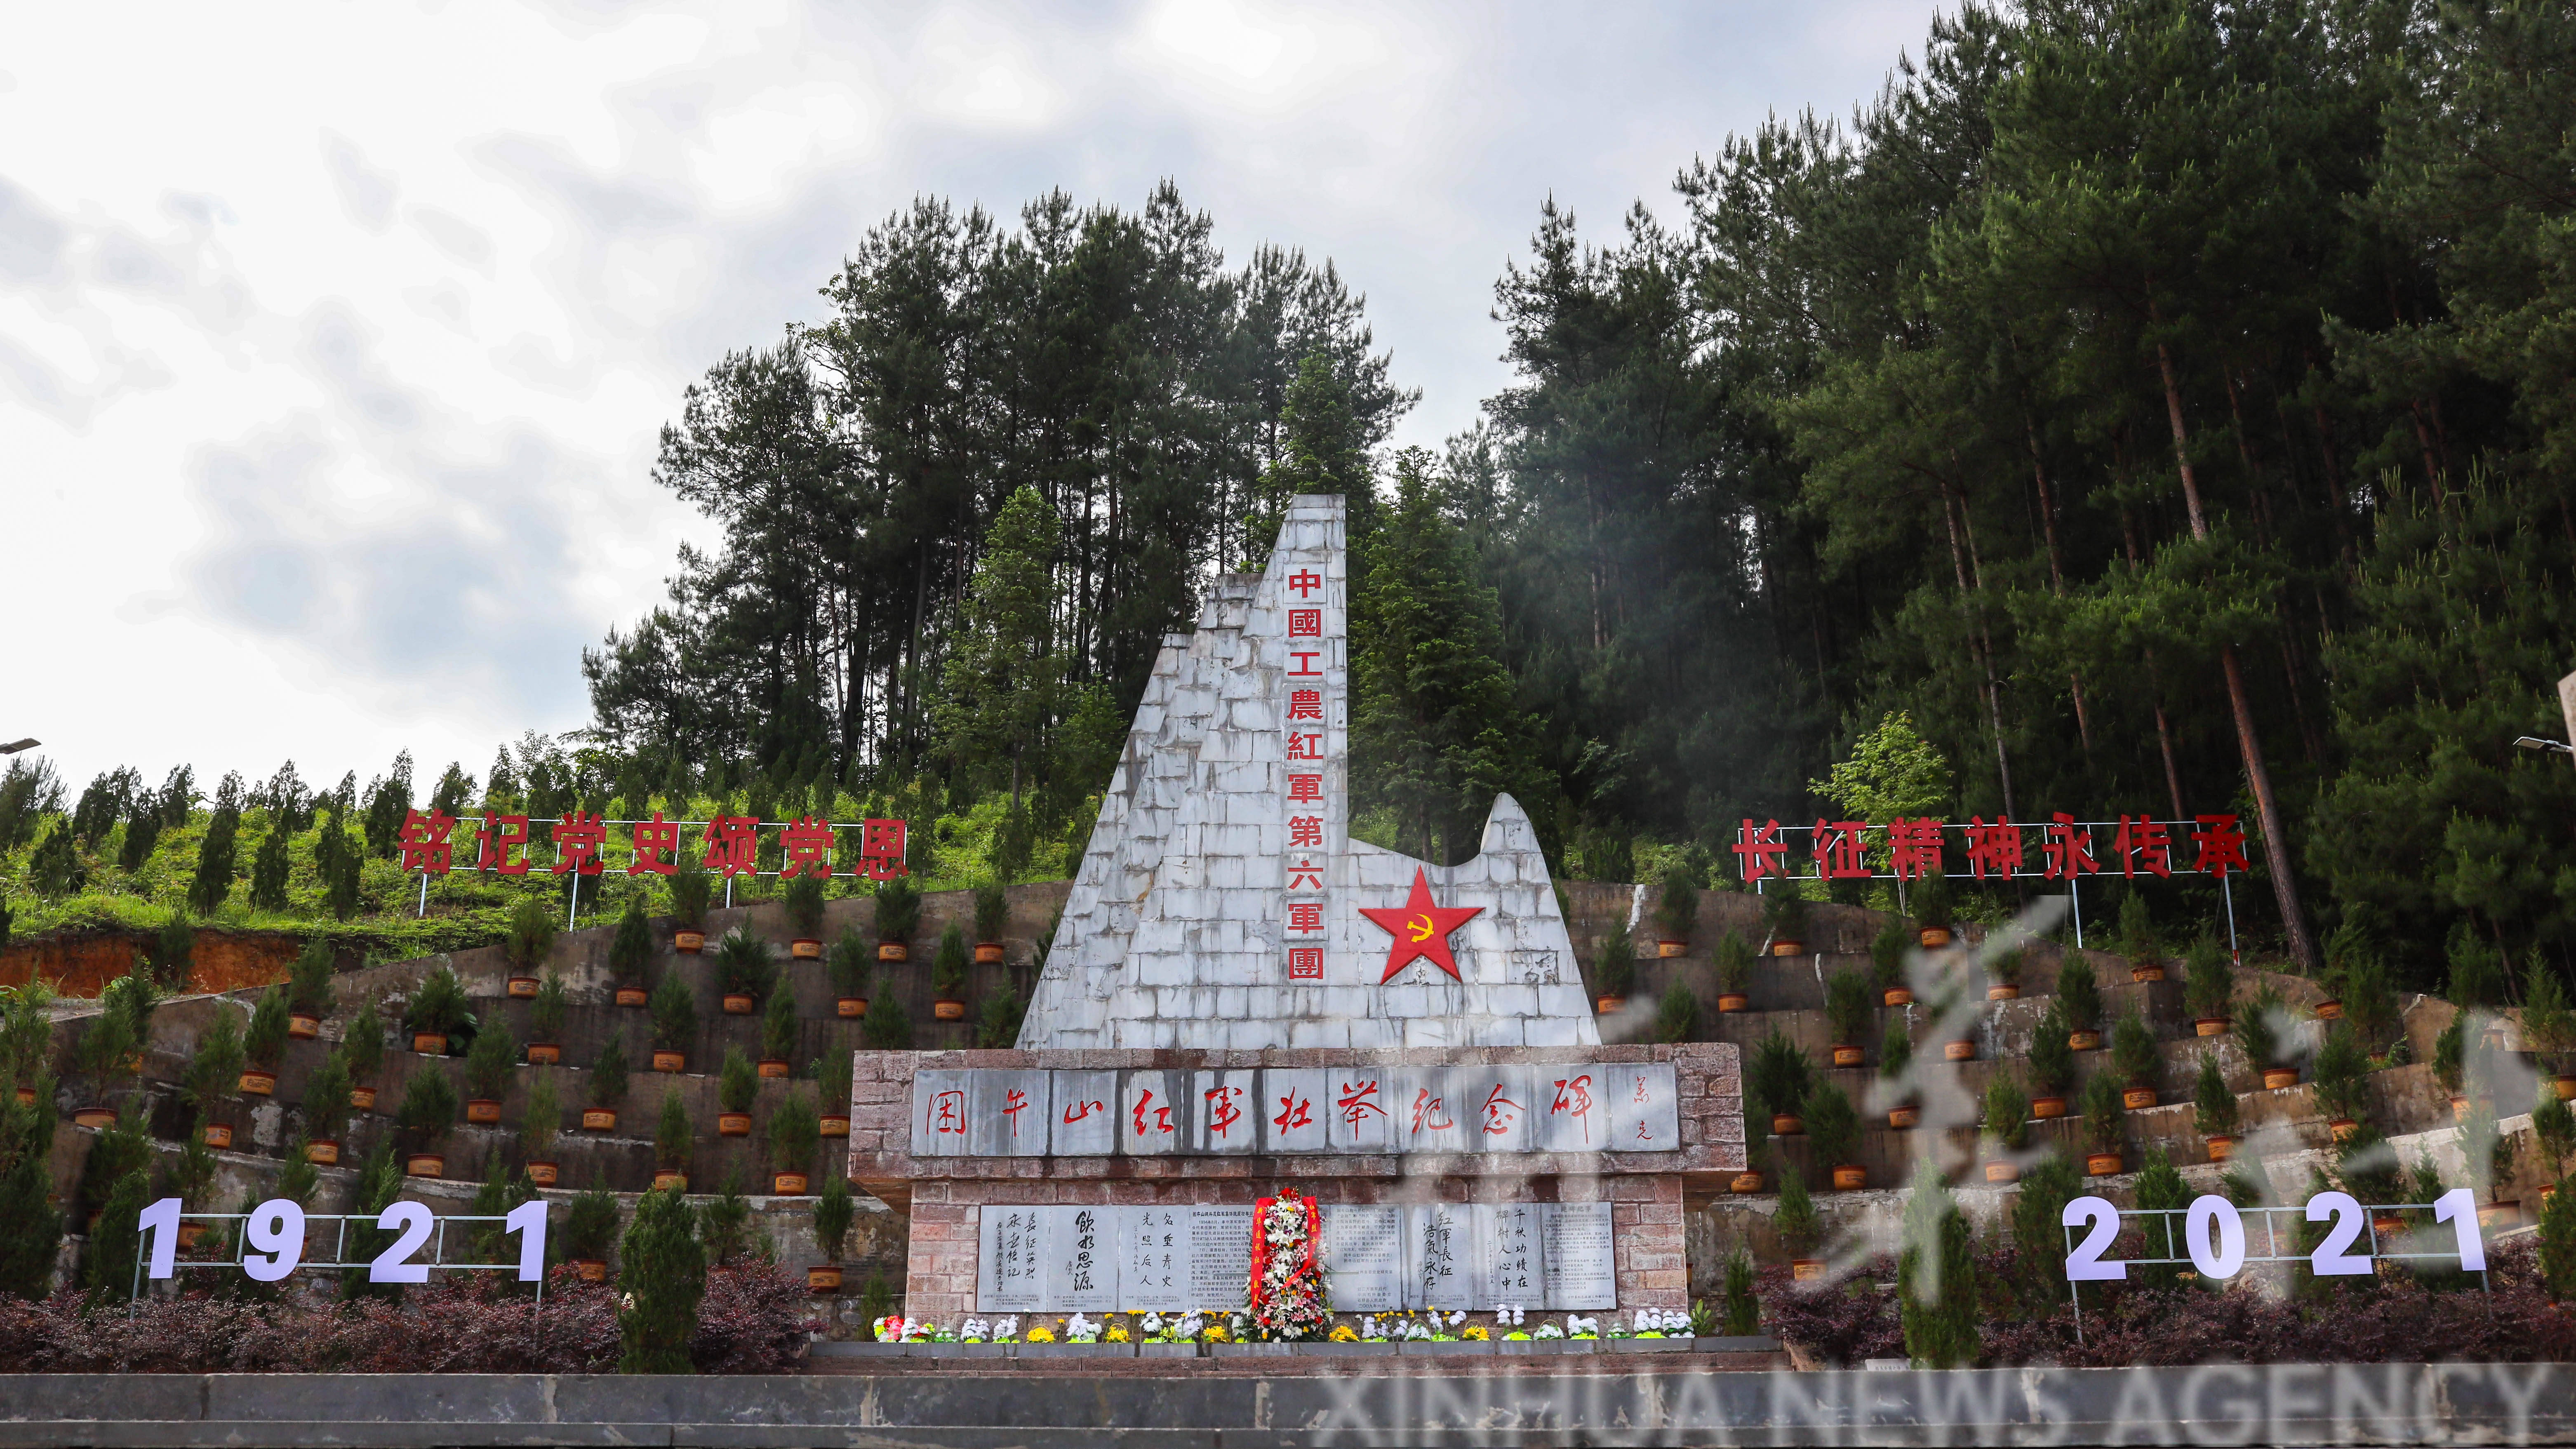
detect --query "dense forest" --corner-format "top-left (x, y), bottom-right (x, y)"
top-left (6, 0), bottom-right (2574, 997)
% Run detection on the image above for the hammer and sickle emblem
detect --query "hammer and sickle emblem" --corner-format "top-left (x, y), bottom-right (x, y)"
top-left (1408, 914), bottom-right (1435, 942)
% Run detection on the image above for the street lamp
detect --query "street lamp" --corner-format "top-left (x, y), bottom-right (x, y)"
top-left (2514, 736), bottom-right (2574, 757)
top-left (0, 739), bottom-right (37, 755)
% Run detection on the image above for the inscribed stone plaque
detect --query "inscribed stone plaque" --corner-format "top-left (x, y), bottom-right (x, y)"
top-left (1189, 1070), bottom-right (1259, 1154)
top-left (1392, 1069), bottom-right (1468, 1154)
top-left (1259, 1068), bottom-right (1329, 1153)
top-left (1188, 1206), bottom-right (1254, 1309)
top-left (1533, 1065), bottom-right (1608, 1153)
top-left (1324, 1068), bottom-right (1395, 1153)
top-left (1459, 1066), bottom-right (1534, 1153)
top-left (911, 1070), bottom-right (971, 1157)
top-left (969, 1070), bottom-right (1051, 1157)
top-left (1041, 1205), bottom-right (1119, 1311)
top-left (1049, 1070), bottom-right (1118, 1156)
top-left (1605, 1063), bottom-right (1679, 1152)
top-left (975, 1205), bottom-right (1046, 1313)
top-left (1320, 1204), bottom-right (1405, 1312)
top-left (1119, 1204), bottom-right (1190, 1311)
top-left (1410, 1202), bottom-right (1477, 1310)
top-left (1475, 1203), bottom-right (1546, 1310)
top-left (1540, 1201), bottom-right (1616, 1309)
top-left (1118, 1070), bottom-right (1186, 1156)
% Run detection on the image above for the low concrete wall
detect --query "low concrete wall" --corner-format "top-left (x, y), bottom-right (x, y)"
top-left (1, 1363), bottom-right (2572, 1446)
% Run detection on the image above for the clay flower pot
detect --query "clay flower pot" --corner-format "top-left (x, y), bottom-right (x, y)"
top-left (238, 1070), bottom-right (278, 1096)
top-left (615, 986), bottom-right (649, 1008)
top-left (506, 976), bottom-right (540, 999)
top-left (351, 1085), bottom-right (377, 1113)
top-left (821, 1114), bottom-right (850, 1138)
top-left (934, 999), bottom-right (967, 1021)
top-left (653, 1050), bottom-right (686, 1074)
top-left (792, 939), bottom-right (823, 960)
top-left (1888, 1105), bottom-right (1920, 1129)
top-left (772, 1172), bottom-right (810, 1195)
top-left (466, 1099), bottom-right (503, 1124)
top-left (1769, 939), bottom-right (1804, 957)
top-left (2122, 1087), bottom-right (2157, 1111)
top-left (2479, 1200), bottom-right (2520, 1230)
top-left (2204, 1134), bottom-right (2237, 1162)
top-left (1790, 1258), bottom-right (1824, 1282)
top-left (877, 942), bottom-right (908, 963)
top-left (582, 1108), bottom-right (618, 1132)
top-left (200, 1122), bottom-right (233, 1149)
top-left (975, 941), bottom-right (1007, 964)
top-left (2068, 1030), bottom-right (2101, 1051)
top-left (288, 1013), bottom-right (322, 1039)
top-left (652, 1169), bottom-right (687, 1192)
top-left (573, 1259), bottom-right (608, 1283)
top-left (2030, 1096), bottom-right (2067, 1120)
top-left (2130, 965), bottom-right (2165, 984)
top-left (1770, 1113), bottom-right (1804, 1137)
top-left (2328, 1117), bottom-right (2359, 1143)
top-left (1830, 1164), bottom-right (1867, 1190)
top-left (807, 1263), bottom-right (844, 1293)
top-left (2372, 1214), bottom-right (2405, 1239)
top-left (526, 1042), bottom-right (562, 1066)
top-left (1655, 940), bottom-right (1686, 960)
top-left (1917, 926), bottom-right (1951, 949)
top-left (758, 1058), bottom-right (790, 1080)
top-left (1715, 992), bottom-right (1749, 1013)
top-left (1943, 1040), bottom-right (1976, 1062)
top-left (1882, 987), bottom-right (1914, 1008)
top-left (177, 1222), bottom-right (208, 1250)
top-left (2452, 1095), bottom-right (2474, 1122)
top-left (1987, 983), bottom-right (2021, 1001)
top-left (1984, 1160), bottom-right (2020, 1184)
top-left (674, 930), bottom-right (706, 954)
top-left (2193, 1017), bottom-right (2229, 1038)
top-left (837, 997), bottom-right (868, 1019)
top-left (407, 1153), bottom-right (447, 1179)
top-left (305, 1139), bottom-right (340, 1166)
top-left (73, 1106), bottom-right (118, 1130)
top-left (2553, 1075), bottom-right (2576, 1103)
top-left (1830, 1043), bottom-right (1864, 1068)
top-left (2313, 997), bottom-right (2343, 1021)
top-left (1595, 995), bottom-right (1628, 1015)
top-left (2261, 1068), bottom-right (2299, 1091)
top-left (412, 1032), bottom-right (449, 1056)
top-left (527, 1161), bottom-right (560, 1187)
top-left (11, 1086), bottom-right (30, 1107)
top-left (718, 1113), bottom-right (752, 1137)
top-left (722, 993), bottom-right (756, 1016)
top-left (1729, 1170), bottom-right (1764, 1193)
top-left (2085, 1152), bottom-right (2124, 1177)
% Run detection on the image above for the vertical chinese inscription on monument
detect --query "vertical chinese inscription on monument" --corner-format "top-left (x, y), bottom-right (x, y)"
top-left (1187, 1206), bottom-right (1255, 1309)
top-left (1475, 1203), bottom-right (1545, 1308)
top-left (1319, 1204), bottom-right (1405, 1312)
top-left (1118, 1206), bottom-right (1189, 1312)
top-left (1041, 1206), bottom-right (1118, 1312)
top-left (1539, 1202), bottom-right (1616, 1309)
top-left (1412, 1201), bottom-right (1473, 1310)
top-left (1280, 557), bottom-right (1336, 981)
top-left (975, 1206), bottom-right (1045, 1313)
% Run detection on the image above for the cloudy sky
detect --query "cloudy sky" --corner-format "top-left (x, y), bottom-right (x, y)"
top-left (5, 0), bottom-right (1941, 797)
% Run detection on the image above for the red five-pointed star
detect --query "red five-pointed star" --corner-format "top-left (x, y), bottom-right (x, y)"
top-left (1359, 867), bottom-right (1484, 983)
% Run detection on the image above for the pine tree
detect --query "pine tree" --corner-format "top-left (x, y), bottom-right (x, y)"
top-left (1896, 1160), bottom-right (1978, 1367)
top-left (28, 821), bottom-right (86, 899)
top-left (933, 486), bottom-right (1061, 812)
top-left (187, 772), bottom-right (245, 916)
top-left (0, 1078), bottom-right (61, 1298)
top-left (617, 1185), bottom-right (705, 1373)
top-left (247, 817), bottom-right (292, 912)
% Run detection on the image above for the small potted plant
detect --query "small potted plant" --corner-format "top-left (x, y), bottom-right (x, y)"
top-left (650, 971), bottom-right (696, 1073)
top-left (181, 1010), bottom-right (245, 1149)
top-left (300, 1049), bottom-right (353, 1164)
top-left (1762, 889), bottom-right (1809, 957)
top-left (2522, 967), bottom-right (2575, 1099)
top-left (974, 882), bottom-right (1010, 965)
top-left (584, 1029), bottom-right (628, 1131)
top-left (816, 1050), bottom-right (852, 1138)
top-left (785, 873), bottom-right (828, 960)
top-left (1590, 913), bottom-right (1636, 1014)
top-left (504, 894), bottom-right (559, 998)
top-left (761, 987), bottom-right (798, 1078)
top-left (2110, 1010), bottom-right (2160, 1109)
top-left (1651, 863), bottom-right (1697, 958)
top-left (2238, 984), bottom-right (2298, 1089)
top-left (1912, 873), bottom-right (1953, 948)
top-left (1750, 1030), bottom-right (1814, 1137)
top-left (286, 938), bottom-right (335, 1038)
top-left (932, 922), bottom-right (971, 1021)
top-left (398, 1063), bottom-right (460, 1178)
top-left (464, 1021), bottom-right (515, 1124)
top-left (874, 875), bottom-right (920, 963)
top-left (1870, 921), bottom-right (1910, 1006)
top-left (521, 1071), bottom-right (561, 1186)
top-left (68, 991), bottom-right (138, 1128)
top-left (1713, 934), bottom-right (1753, 1013)
top-left (718, 1045), bottom-right (757, 1136)
top-left (1805, 1081), bottom-right (1863, 1189)
top-left (1824, 969), bottom-right (1871, 1068)
top-left (405, 965), bottom-right (470, 1055)
top-left (343, 999), bottom-right (385, 1112)
top-left (1988, 946), bottom-right (2023, 1001)
top-left (1775, 1164), bottom-right (1821, 1280)
top-left (2310, 1022), bottom-right (2369, 1141)
top-left (609, 897), bottom-right (653, 1007)
top-left (1879, 1019), bottom-right (1917, 1127)
top-left (810, 1169), bottom-right (854, 1293)
top-left (525, 973), bottom-right (568, 1065)
top-left (653, 1087), bottom-right (692, 1190)
top-left (1728, 1142), bottom-right (1766, 1195)
top-left (2058, 956), bottom-right (2103, 1050)
top-left (769, 1084), bottom-right (819, 1195)
top-left (241, 985), bottom-right (290, 1097)
top-left (1980, 1071), bottom-right (2029, 1182)
top-left (2118, 894), bottom-right (2163, 983)
top-left (2027, 1004), bottom-right (2074, 1119)
top-left (2193, 1051), bottom-right (2240, 1160)
top-left (828, 926), bottom-right (872, 1020)
top-left (2080, 1070), bottom-right (2126, 1176)
top-left (2185, 935), bottom-right (2234, 1037)
top-left (670, 856), bottom-right (712, 954)
top-left (715, 927), bottom-right (771, 1015)
top-left (562, 1174), bottom-right (619, 1282)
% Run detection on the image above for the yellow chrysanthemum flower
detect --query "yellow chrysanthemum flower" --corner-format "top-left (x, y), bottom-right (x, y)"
top-left (1462, 1325), bottom-right (1490, 1341)
top-left (1026, 1326), bottom-right (1055, 1343)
